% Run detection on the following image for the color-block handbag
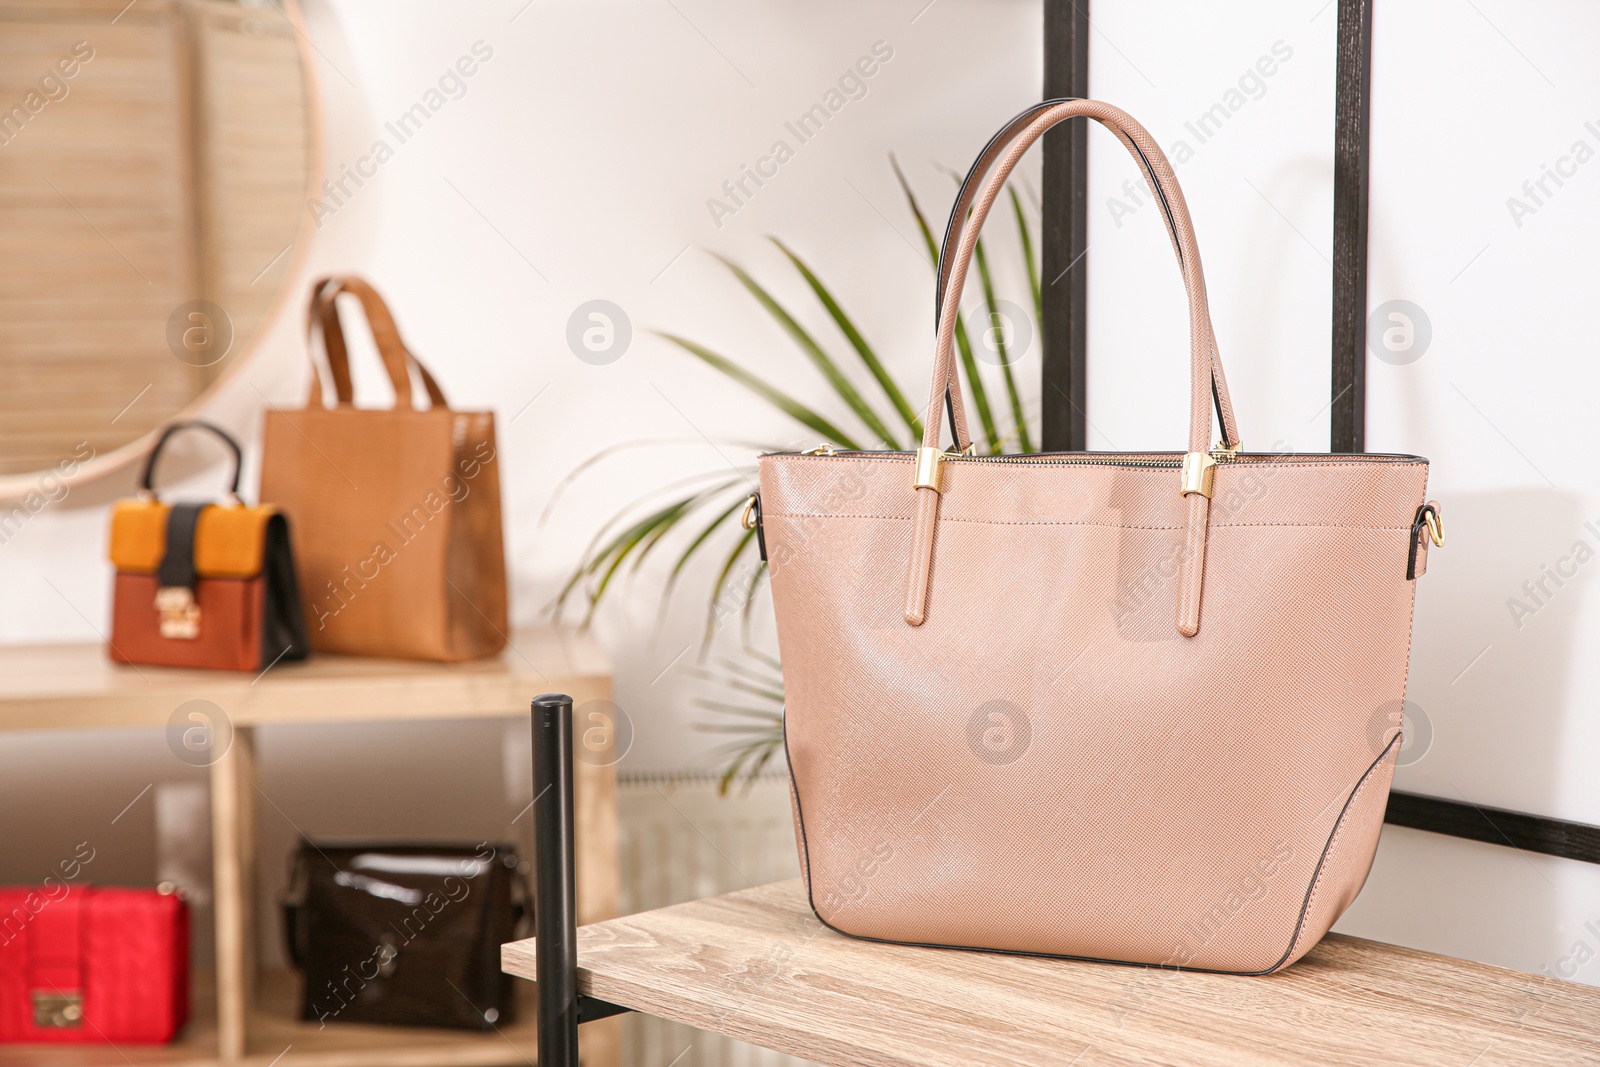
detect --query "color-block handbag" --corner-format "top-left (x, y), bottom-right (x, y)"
top-left (108, 421), bottom-right (309, 672)
top-left (755, 100), bottom-right (1444, 973)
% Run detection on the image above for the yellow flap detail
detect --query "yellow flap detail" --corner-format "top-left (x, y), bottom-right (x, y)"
top-left (108, 501), bottom-right (276, 578)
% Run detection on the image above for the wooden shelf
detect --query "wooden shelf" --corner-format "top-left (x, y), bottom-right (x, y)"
top-left (0, 627), bottom-right (618, 1067)
top-left (0, 627), bottom-right (611, 731)
top-left (0, 971), bottom-right (218, 1067)
top-left (0, 971), bottom-right (546, 1067)
top-left (505, 879), bottom-right (1600, 1067)
top-left (239, 970), bottom-right (541, 1067)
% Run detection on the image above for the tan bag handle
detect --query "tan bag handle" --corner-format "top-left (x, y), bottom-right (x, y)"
top-left (306, 276), bottom-right (448, 410)
top-left (906, 100), bottom-right (1235, 638)
top-left (931, 99), bottom-right (1240, 454)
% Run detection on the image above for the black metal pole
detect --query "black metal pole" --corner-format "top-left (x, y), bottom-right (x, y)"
top-left (1330, 0), bottom-right (1373, 452)
top-left (1040, 0), bottom-right (1091, 452)
top-left (533, 693), bottom-right (579, 1067)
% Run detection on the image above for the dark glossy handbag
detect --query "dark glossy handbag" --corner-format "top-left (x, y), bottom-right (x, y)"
top-left (283, 841), bottom-right (528, 1030)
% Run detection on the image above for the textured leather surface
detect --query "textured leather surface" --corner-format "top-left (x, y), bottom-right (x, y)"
top-left (108, 501), bottom-right (277, 578)
top-left (0, 887), bottom-right (188, 1044)
top-left (109, 572), bottom-right (266, 671)
top-left (759, 100), bottom-right (1436, 974)
top-left (259, 277), bottom-right (508, 662)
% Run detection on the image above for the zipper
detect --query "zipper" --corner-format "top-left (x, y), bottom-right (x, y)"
top-left (783, 447), bottom-right (1420, 469)
top-left (951, 453), bottom-right (1180, 470)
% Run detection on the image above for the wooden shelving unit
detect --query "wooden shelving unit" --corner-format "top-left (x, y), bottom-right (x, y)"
top-left (0, 628), bottom-right (619, 1067)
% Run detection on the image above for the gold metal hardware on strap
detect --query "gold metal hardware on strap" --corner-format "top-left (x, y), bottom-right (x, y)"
top-left (1180, 451), bottom-right (1216, 498)
top-left (155, 586), bottom-right (201, 640)
top-left (1424, 507), bottom-right (1444, 547)
top-left (32, 991), bottom-right (83, 1028)
top-left (739, 495), bottom-right (759, 531)
top-left (913, 447), bottom-right (945, 493)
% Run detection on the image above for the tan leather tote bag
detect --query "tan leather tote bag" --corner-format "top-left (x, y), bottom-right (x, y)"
top-left (260, 276), bottom-right (508, 662)
top-left (756, 100), bottom-right (1443, 973)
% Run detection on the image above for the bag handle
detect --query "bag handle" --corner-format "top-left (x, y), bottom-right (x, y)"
top-left (905, 100), bottom-right (1235, 638)
top-left (139, 420), bottom-right (243, 504)
top-left (930, 99), bottom-right (1240, 454)
top-left (305, 276), bottom-right (449, 410)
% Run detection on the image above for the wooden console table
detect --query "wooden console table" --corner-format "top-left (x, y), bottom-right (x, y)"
top-left (506, 698), bottom-right (1600, 1067)
top-left (0, 629), bottom-right (619, 1067)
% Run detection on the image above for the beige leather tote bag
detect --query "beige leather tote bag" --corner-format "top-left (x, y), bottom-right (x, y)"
top-left (755, 100), bottom-right (1444, 973)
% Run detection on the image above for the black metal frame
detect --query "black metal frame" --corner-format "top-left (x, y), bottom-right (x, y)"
top-left (1330, 0), bottom-right (1374, 453)
top-left (532, 695), bottom-right (627, 1067)
top-left (1039, 0), bottom-right (1091, 450)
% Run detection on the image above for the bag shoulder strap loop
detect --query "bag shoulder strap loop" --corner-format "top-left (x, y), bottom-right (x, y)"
top-left (905, 101), bottom-right (1236, 638)
top-left (306, 276), bottom-right (449, 411)
top-left (139, 420), bottom-right (244, 502)
top-left (931, 99), bottom-right (1240, 454)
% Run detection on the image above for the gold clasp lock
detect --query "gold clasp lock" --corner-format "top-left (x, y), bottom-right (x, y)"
top-left (155, 586), bottom-right (201, 640)
top-left (32, 991), bottom-right (83, 1028)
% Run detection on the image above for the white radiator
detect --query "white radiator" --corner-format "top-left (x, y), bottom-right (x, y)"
top-left (617, 772), bottom-right (809, 1067)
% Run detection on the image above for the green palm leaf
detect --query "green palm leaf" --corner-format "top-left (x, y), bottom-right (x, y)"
top-left (890, 156), bottom-right (1001, 452)
top-left (973, 233), bottom-right (1034, 453)
top-left (1011, 187), bottom-right (1043, 327)
top-left (770, 238), bottom-right (922, 440)
top-left (715, 256), bottom-right (902, 449)
top-left (660, 333), bottom-right (862, 449)
top-left (703, 524), bottom-right (758, 647)
top-left (560, 496), bottom-right (697, 623)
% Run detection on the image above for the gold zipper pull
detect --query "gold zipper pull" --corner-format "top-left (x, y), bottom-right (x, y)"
top-left (801, 443), bottom-right (837, 456)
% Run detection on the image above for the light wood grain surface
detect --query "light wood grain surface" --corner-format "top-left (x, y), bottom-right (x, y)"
top-left (0, 627), bottom-right (611, 730)
top-left (503, 879), bottom-right (1600, 1067)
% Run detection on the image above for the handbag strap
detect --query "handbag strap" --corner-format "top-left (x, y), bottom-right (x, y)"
top-left (306, 276), bottom-right (449, 410)
top-left (139, 420), bottom-right (244, 503)
top-left (931, 99), bottom-right (1240, 454)
top-left (905, 100), bottom-right (1236, 638)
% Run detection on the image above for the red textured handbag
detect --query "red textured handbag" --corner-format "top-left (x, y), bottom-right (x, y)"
top-left (0, 886), bottom-right (189, 1044)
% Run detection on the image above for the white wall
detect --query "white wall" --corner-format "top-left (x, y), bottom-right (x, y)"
top-left (3, 0), bottom-right (1597, 991)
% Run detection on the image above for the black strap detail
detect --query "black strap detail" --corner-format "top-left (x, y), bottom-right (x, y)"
top-left (140, 420), bottom-right (243, 498)
top-left (158, 503), bottom-right (209, 591)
